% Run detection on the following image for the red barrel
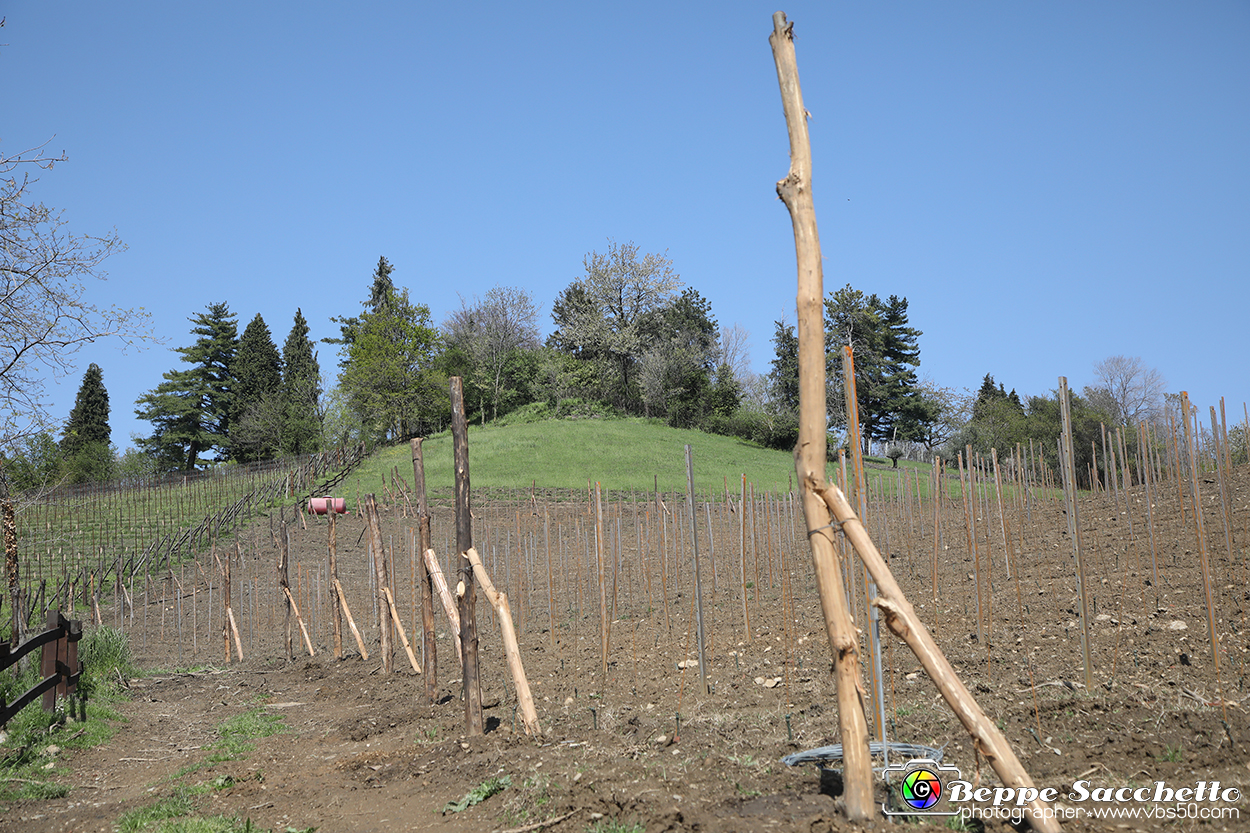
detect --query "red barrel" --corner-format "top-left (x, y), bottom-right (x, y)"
top-left (307, 496), bottom-right (347, 515)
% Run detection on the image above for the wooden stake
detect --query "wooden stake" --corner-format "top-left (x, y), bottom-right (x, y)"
top-left (451, 376), bottom-right (482, 736)
top-left (423, 549), bottom-right (462, 665)
top-left (412, 438), bottom-right (438, 701)
top-left (464, 548), bottom-right (541, 737)
top-left (328, 512), bottom-right (342, 659)
top-left (363, 494), bottom-right (392, 673)
top-left (382, 586), bottom-right (421, 674)
top-left (332, 577), bottom-right (368, 660)
top-left (281, 584), bottom-right (316, 657)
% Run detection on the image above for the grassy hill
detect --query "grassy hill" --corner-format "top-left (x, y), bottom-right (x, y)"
top-left (338, 417), bottom-right (804, 499)
top-left (335, 415), bottom-right (936, 501)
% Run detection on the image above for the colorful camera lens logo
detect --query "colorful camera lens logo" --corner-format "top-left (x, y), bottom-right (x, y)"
top-left (900, 768), bottom-right (943, 810)
top-left (882, 757), bottom-right (960, 816)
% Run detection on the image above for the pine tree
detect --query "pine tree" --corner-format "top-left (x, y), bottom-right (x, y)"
top-left (230, 314), bottom-right (283, 462)
top-left (135, 302), bottom-right (238, 471)
top-left (60, 363), bottom-right (112, 482)
top-left (281, 308), bottom-right (322, 455)
top-left (61, 363), bottom-right (110, 455)
top-left (825, 285), bottom-right (925, 453)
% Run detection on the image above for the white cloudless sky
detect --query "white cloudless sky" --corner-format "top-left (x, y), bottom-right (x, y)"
top-left (5, 2), bottom-right (1247, 450)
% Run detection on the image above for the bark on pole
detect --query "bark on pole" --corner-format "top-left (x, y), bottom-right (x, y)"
top-left (818, 483), bottom-right (1061, 832)
top-left (768, 11), bottom-right (874, 822)
top-left (364, 493), bottom-right (393, 673)
top-left (412, 438), bottom-right (438, 702)
top-left (451, 376), bottom-right (483, 735)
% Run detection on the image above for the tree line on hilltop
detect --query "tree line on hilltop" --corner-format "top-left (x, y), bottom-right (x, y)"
top-left (3, 240), bottom-right (1199, 490)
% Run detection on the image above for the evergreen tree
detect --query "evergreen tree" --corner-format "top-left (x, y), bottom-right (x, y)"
top-left (326, 256), bottom-right (397, 350)
top-left (135, 302), bottom-right (238, 471)
top-left (768, 320), bottom-right (799, 414)
top-left (825, 286), bottom-right (925, 453)
top-left (61, 363), bottom-right (112, 482)
top-left (281, 308), bottom-right (322, 455)
top-left (61, 363), bottom-right (110, 455)
top-left (230, 314), bottom-right (283, 462)
top-left (636, 288), bottom-right (720, 427)
top-left (336, 279), bottom-right (445, 442)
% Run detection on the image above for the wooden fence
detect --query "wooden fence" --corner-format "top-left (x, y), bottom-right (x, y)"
top-left (0, 609), bottom-right (83, 726)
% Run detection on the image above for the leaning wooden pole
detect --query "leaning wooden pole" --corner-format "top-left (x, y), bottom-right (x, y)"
top-left (818, 485), bottom-right (1062, 833)
top-left (464, 547), bottom-right (542, 737)
top-left (769, 11), bottom-right (873, 822)
top-left (451, 376), bottom-right (483, 735)
top-left (363, 494), bottom-right (393, 673)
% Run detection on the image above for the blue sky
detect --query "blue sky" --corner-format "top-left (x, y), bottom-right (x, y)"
top-left (5, 2), bottom-right (1248, 450)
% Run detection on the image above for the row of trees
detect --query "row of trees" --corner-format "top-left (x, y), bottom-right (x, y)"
top-left (134, 305), bottom-right (322, 471)
top-left (6, 212), bottom-right (1174, 483)
top-left (313, 244), bottom-right (746, 449)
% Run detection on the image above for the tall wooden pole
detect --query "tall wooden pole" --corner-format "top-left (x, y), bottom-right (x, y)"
top-left (412, 438), bottom-right (437, 703)
top-left (769, 11), bottom-right (873, 822)
top-left (684, 446), bottom-right (709, 696)
top-left (1058, 378), bottom-right (1093, 692)
top-left (451, 377), bottom-right (482, 735)
top-left (364, 494), bottom-right (392, 673)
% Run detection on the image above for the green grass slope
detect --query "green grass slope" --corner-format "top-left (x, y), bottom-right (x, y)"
top-left (339, 417), bottom-right (807, 498)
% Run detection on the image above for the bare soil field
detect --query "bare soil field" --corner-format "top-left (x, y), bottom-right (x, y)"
top-left (5, 465), bottom-right (1250, 833)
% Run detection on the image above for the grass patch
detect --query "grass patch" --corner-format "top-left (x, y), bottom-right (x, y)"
top-left (587, 819), bottom-right (645, 833)
top-left (116, 787), bottom-right (197, 832)
top-left (172, 708), bottom-right (286, 781)
top-left (443, 775), bottom-right (511, 814)
top-left (0, 625), bottom-right (136, 803)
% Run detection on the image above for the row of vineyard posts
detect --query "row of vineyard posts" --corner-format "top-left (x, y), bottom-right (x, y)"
top-left (4, 442), bottom-right (366, 647)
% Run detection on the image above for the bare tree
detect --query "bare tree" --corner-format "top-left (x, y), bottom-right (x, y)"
top-left (719, 323), bottom-right (753, 385)
top-left (1091, 355), bottom-right (1166, 425)
top-left (1, 141), bottom-right (153, 451)
top-left (443, 285), bottom-right (540, 421)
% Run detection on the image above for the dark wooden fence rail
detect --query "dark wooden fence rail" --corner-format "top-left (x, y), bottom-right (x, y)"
top-left (0, 609), bottom-right (83, 726)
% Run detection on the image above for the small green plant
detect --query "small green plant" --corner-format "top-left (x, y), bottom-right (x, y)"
top-left (443, 775), bottom-right (511, 814)
top-left (587, 819), bottom-right (645, 833)
top-left (1158, 744), bottom-right (1183, 762)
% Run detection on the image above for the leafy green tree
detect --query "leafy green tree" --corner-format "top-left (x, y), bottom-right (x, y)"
top-left (947, 374), bottom-right (1027, 457)
top-left (135, 302), bottom-right (238, 471)
top-left (281, 308), bottom-right (322, 455)
top-left (636, 288), bottom-right (720, 427)
top-left (326, 256), bottom-right (396, 350)
top-left (60, 363), bottom-right (112, 482)
top-left (1020, 389), bottom-right (1112, 487)
top-left (548, 241), bottom-right (682, 411)
top-left (337, 284), bottom-right (445, 442)
top-left (825, 286), bottom-right (925, 453)
top-left (230, 314), bottom-right (282, 462)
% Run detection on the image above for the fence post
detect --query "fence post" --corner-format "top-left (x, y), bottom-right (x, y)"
top-left (41, 609), bottom-right (61, 712)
